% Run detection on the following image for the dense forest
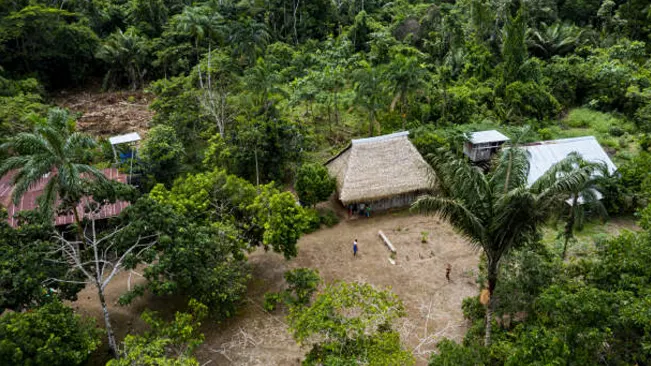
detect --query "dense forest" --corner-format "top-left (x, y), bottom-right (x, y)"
top-left (1, 0), bottom-right (651, 364)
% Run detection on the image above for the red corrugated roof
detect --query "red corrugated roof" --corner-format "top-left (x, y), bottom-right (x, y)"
top-left (0, 168), bottom-right (131, 228)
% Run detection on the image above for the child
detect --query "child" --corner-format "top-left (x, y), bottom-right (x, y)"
top-left (353, 239), bottom-right (358, 257)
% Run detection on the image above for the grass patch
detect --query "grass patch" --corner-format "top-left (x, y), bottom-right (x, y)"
top-left (541, 108), bottom-right (639, 165)
top-left (541, 216), bottom-right (639, 258)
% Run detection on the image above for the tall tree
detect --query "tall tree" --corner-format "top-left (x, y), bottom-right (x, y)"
top-left (526, 22), bottom-right (585, 59)
top-left (354, 61), bottom-right (386, 137)
top-left (501, 5), bottom-right (527, 85)
top-left (385, 52), bottom-right (429, 130)
top-left (412, 146), bottom-right (595, 346)
top-left (556, 153), bottom-right (608, 259)
top-left (0, 108), bottom-right (106, 241)
top-left (96, 27), bottom-right (150, 90)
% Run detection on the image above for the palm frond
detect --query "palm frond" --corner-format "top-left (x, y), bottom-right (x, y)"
top-left (412, 195), bottom-right (485, 249)
top-left (490, 147), bottom-right (530, 193)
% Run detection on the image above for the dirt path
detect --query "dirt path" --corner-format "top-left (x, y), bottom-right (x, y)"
top-left (73, 211), bottom-right (479, 365)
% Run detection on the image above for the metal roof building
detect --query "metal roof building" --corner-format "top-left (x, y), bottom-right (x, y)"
top-left (464, 130), bottom-right (510, 162)
top-left (522, 136), bottom-right (617, 186)
top-left (0, 168), bottom-right (130, 228)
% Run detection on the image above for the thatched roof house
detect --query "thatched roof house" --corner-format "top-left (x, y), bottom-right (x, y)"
top-left (325, 132), bottom-right (432, 210)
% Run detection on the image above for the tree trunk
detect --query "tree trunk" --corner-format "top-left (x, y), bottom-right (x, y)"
top-left (401, 95), bottom-right (407, 131)
top-left (97, 284), bottom-right (118, 357)
top-left (369, 110), bottom-right (375, 137)
top-left (562, 198), bottom-right (577, 260)
top-left (254, 149), bottom-right (260, 187)
top-left (484, 260), bottom-right (498, 347)
top-left (333, 90), bottom-right (340, 125)
top-left (72, 206), bottom-right (85, 247)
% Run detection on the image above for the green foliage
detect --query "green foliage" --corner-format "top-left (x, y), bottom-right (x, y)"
top-left (295, 163), bottom-right (335, 207)
top-left (0, 5), bottom-right (99, 87)
top-left (504, 81), bottom-right (561, 121)
top-left (96, 27), bottom-right (151, 90)
top-left (0, 108), bottom-right (106, 219)
top-left (108, 299), bottom-right (207, 366)
top-left (0, 300), bottom-right (101, 366)
top-left (283, 268), bottom-right (321, 307)
top-left (250, 188), bottom-right (309, 259)
top-left (289, 282), bottom-right (414, 366)
top-left (124, 223), bottom-right (249, 319)
top-left (265, 268), bottom-right (320, 311)
top-left (140, 124), bottom-right (185, 187)
top-left (0, 213), bottom-right (83, 312)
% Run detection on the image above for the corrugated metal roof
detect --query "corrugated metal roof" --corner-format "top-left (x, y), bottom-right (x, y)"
top-left (109, 132), bottom-right (141, 145)
top-left (0, 168), bottom-right (130, 228)
top-left (523, 136), bottom-right (617, 186)
top-left (468, 130), bottom-right (510, 144)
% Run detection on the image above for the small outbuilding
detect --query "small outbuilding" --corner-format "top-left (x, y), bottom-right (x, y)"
top-left (325, 131), bottom-right (432, 211)
top-left (463, 130), bottom-right (510, 162)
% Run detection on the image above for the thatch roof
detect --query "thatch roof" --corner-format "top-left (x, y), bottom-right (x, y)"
top-left (325, 132), bottom-right (432, 205)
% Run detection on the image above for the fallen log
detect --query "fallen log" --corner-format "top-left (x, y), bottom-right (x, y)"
top-left (378, 230), bottom-right (397, 253)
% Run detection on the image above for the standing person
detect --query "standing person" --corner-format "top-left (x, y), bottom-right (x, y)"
top-left (445, 263), bottom-right (452, 282)
top-left (365, 205), bottom-right (371, 218)
top-left (353, 239), bottom-right (358, 257)
top-left (359, 203), bottom-right (365, 216)
top-left (348, 204), bottom-right (353, 218)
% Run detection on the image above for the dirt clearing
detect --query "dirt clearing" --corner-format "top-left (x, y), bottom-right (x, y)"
top-left (54, 89), bottom-right (153, 137)
top-left (198, 211), bottom-right (480, 365)
top-left (73, 211), bottom-right (480, 365)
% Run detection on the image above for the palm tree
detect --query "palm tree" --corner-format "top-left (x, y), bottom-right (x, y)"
top-left (526, 22), bottom-right (585, 59)
top-left (412, 145), bottom-right (595, 346)
top-left (0, 108), bottom-right (107, 240)
top-left (385, 53), bottom-right (429, 130)
top-left (556, 153), bottom-right (608, 259)
top-left (96, 27), bottom-right (150, 90)
top-left (229, 18), bottom-right (270, 67)
top-left (353, 61), bottom-right (386, 137)
top-left (243, 57), bottom-right (286, 109)
top-left (174, 6), bottom-right (221, 62)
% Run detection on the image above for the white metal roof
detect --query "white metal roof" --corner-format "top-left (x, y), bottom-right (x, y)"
top-left (468, 130), bottom-right (510, 144)
top-left (523, 136), bottom-right (617, 186)
top-left (109, 132), bottom-right (141, 145)
top-left (352, 131), bottom-right (409, 145)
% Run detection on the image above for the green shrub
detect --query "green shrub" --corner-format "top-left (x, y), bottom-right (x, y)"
top-left (609, 126), bottom-right (625, 137)
top-left (537, 127), bottom-right (553, 140)
top-left (263, 292), bottom-right (283, 312)
top-left (304, 208), bottom-right (322, 233)
top-left (319, 208), bottom-right (340, 227)
top-left (0, 301), bottom-right (101, 366)
top-left (461, 296), bottom-right (485, 322)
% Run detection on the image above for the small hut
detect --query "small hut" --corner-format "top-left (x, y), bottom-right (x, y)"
top-left (463, 130), bottom-right (510, 162)
top-left (325, 132), bottom-right (432, 211)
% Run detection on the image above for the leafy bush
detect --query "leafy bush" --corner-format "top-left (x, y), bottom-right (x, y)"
top-left (284, 268), bottom-right (321, 307)
top-left (319, 208), bottom-right (340, 227)
top-left (296, 163), bottom-right (336, 207)
top-left (303, 208), bottom-right (322, 233)
top-left (461, 296), bottom-right (485, 322)
top-left (0, 301), bottom-right (101, 366)
top-left (608, 126), bottom-right (625, 137)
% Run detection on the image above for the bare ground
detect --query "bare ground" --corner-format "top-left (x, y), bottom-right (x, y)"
top-left (54, 89), bottom-right (153, 137)
top-left (196, 211), bottom-right (481, 366)
top-left (73, 210), bottom-right (480, 366)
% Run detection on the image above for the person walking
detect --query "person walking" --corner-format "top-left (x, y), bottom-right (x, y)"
top-left (445, 263), bottom-right (452, 282)
top-left (353, 239), bottom-right (358, 257)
